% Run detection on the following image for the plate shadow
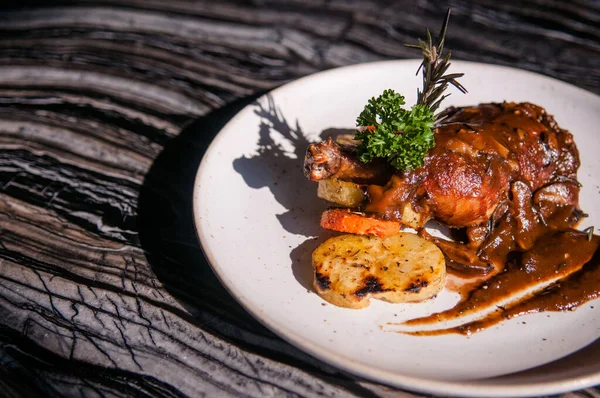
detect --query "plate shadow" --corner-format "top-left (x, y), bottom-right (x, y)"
top-left (138, 94), bottom-right (269, 334)
top-left (231, 95), bottom-right (354, 290)
top-left (137, 95), bottom-right (382, 397)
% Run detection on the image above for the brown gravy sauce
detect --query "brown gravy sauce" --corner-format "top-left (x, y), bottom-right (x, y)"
top-left (394, 232), bottom-right (600, 336)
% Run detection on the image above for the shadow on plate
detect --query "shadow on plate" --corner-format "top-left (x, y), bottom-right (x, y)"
top-left (137, 94), bottom-right (382, 397)
top-left (232, 95), bottom-right (352, 290)
top-left (487, 336), bottom-right (600, 385)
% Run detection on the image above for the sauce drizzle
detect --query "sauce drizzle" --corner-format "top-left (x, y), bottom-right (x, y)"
top-left (397, 232), bottom-right (600, 335)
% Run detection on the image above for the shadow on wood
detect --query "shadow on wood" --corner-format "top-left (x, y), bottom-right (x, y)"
top-left (137, 94), bottom-right (385, 397)
top-left (138, 94), bottom-right (269, 335)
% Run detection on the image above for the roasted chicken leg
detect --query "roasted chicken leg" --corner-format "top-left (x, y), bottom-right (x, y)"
top-left (304, 102), bottom-right (582, 274)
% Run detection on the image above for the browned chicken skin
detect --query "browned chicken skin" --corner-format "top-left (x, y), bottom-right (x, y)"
top-left (367, 102), bottom-right (579, 227)
top-left (304, 137), bottom-right (392, 185)
top-left (305, 102), bottom-right (579, 227)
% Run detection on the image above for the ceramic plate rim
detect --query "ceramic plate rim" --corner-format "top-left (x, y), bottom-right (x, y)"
top-left (193, 59), bottom-right (600, 397)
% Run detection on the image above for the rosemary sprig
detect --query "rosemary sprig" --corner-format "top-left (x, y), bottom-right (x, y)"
top-left (405, 9), bottom-right (467, 119)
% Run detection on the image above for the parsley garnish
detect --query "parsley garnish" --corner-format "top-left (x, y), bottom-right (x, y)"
top-left (354, 9), bottom-right (466, 172)
top-left (354, 90), bottom-right (434, 171)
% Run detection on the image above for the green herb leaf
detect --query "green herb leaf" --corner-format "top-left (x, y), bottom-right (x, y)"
top-left (355, 90), bottom-right (435, 171)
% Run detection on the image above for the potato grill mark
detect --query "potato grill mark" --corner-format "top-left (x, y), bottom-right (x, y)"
top-left (405, 279), bottom-right (429, 293)
top-left (354, 276), bottom-right (386, 297)
top-left (315, 272), bottom-right (331, 290)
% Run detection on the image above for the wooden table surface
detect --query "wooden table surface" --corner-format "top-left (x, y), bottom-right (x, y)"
top-left (1, 1), bottom-right (599, 397)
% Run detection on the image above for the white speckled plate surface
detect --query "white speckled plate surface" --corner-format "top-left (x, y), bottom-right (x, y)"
top-left (193, 60), bottom-right (600, 397)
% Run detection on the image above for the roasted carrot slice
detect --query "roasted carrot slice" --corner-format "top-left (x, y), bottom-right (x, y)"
top-left (320, 209), bottom-right (401, 237)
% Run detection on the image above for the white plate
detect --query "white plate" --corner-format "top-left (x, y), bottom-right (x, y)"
top-left (193, 60), bottom-right (600, 397)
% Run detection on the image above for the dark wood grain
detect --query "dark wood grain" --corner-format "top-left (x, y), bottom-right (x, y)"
top-left (0, 1), bottom-right (599, 397)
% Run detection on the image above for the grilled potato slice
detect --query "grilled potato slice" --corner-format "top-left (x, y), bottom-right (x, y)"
top-left (312, 233), bottom-right (446, 309)
top-left (317, 179), bottom-right (365, 207)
